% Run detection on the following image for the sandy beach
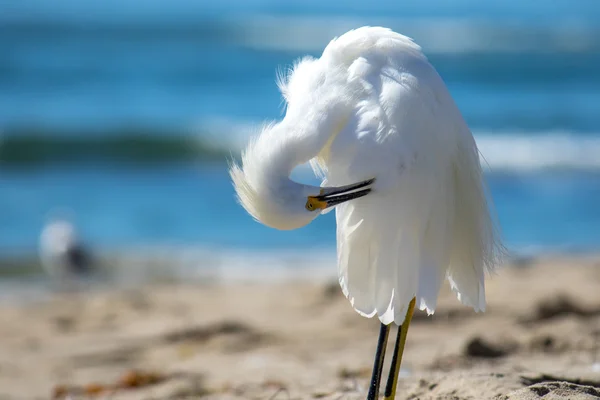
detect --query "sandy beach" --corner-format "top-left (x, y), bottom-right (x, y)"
top-left (1, 256), bottom-right (600, 400)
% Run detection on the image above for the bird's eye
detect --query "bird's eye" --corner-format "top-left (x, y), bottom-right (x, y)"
top-left (305, 200), bottom-right (315, 211)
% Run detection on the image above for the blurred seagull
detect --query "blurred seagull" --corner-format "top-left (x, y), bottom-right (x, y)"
top-left (230, 26), bottom-right (503, 399)
top-left (39, 216), bottom-right (93, 290)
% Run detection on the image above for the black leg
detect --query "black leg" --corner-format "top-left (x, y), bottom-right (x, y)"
top-left (366, 322), bottom-right (390, 400)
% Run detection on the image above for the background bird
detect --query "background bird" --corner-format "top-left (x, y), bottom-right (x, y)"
top-left (230, 26), bottom-right (503, 400)
top-left (39, 215), bottom-right (95, 291)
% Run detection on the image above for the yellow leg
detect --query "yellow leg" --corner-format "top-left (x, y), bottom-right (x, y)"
top-left (383, 297), bottom-right (416, 400)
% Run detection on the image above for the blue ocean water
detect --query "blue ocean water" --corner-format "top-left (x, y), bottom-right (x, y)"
top-left (1, 0), bottom-right (599, 256)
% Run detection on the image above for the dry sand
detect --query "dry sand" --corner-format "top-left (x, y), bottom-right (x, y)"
top-left (1, 256), bottom-right (600, 399)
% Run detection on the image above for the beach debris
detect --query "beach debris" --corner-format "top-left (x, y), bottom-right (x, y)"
top-left (522, 295), bottom-right (600, 323)
top-left (162, 320), bottom-right (253, 343)
top-left (51, 369), bottom-right (166, 398)
top-left (464, 336), bottom-right (514, 358)
top-left (83, 383), bottom-right (106, 396)
top-left (338, 366), bottom-right (371, 379)
top-left (117, 369), bottom-right (164, 388)
top-left (51, 382), bottom-right (111, 399)
top-left (162, 320), bottom-right (273, 352)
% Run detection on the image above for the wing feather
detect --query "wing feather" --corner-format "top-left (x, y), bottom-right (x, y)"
top-left (313, 27), bottom-right (502, 324)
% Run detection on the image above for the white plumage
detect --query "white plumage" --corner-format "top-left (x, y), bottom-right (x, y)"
top-left (230, 26), bottom-right (502, 326)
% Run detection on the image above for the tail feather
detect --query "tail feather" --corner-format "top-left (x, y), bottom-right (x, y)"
top-left (416, 172), bottom-right (454, 314)
top-left (446, 140), bottom-right (503, 312)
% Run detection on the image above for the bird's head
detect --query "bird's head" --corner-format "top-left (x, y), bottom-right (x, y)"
top-left (229, 53), bottom-right (375, 230)
top-left (229, 122), bottom-right (374, 231)
top-left (230, 162), bottom-right (374, 230)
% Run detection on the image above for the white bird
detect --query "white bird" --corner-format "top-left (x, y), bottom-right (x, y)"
top-left (230, 26), bottom-right (503, 399)
top-left (39, 217), bottom-right (93, 290)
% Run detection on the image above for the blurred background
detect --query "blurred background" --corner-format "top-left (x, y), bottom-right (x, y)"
top-left (1, 0), bottom-right (599, 290)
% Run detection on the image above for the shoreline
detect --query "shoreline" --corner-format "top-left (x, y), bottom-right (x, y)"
top-left (2, 246), bottom-right (600, 283)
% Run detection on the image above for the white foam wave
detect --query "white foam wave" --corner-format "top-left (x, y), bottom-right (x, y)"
top-left (203, 119), bottom-right (600, 172)
top-left (475, 131), bottom-right (600, 171)
top-left (225, 15), bottom-right (599, 54)
top-left (108, 245), bottom-right (337, 284)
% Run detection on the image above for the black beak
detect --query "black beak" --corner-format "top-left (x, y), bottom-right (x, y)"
top-left (313, 178), bottom-right (375, 209)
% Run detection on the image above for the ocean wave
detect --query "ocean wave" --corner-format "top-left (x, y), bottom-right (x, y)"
top-left (2, 14), bottom-right (599, 55)
top-left (1, 125), bottom-right (599, 172)
top-left (0, 127), bottom-right (229, 166)
top-left (219, 124), bottom-right (600, 172)
top-left (226, 16), bottom-right (600, 55)
top-left (475, 132), bottom-right (600, 172)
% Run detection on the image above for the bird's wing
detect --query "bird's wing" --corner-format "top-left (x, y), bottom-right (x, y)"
top-left (315, 27), bottom-right (500, 324)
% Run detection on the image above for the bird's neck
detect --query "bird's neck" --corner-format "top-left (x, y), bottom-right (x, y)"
top-left (276, 104), bottom-right (348, 170)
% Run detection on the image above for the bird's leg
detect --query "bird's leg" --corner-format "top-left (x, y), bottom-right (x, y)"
top-left (366, 322), bottom-right (390, 400)
top-left (384, 297), bottom-right (416, 400)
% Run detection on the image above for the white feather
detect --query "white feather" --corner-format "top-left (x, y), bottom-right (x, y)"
top-left (230, 26), bottom-right (503, 325)
top-left (315, 27), bottom-right (502, 322)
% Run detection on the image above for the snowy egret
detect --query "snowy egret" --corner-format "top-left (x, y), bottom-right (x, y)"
top-left (230, 27), bottom-right (502, 399)
top-left (40, 216), bottom-right (93, 289)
